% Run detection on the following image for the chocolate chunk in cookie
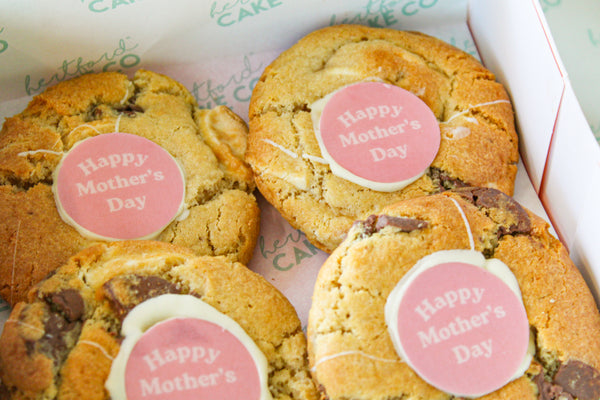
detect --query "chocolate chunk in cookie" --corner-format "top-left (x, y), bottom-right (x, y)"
top-left (358, 214), bottom-right (429, 237)
top-left (102, 274), bottom-right (181, 320)
top-left (554, 360), bottom-right (600, 400)
top-left (45, 289), bottom-right (84, 322)
top-left (454, 186), bottom-right (531, 236)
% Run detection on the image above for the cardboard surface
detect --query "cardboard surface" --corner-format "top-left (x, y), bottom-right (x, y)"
top-left (470, 0), bottom-right (600, 303)
top-left (468, 0), bottom-right (564, 193)
top-left (542, 0), bottom-right (600, 145)
top-left (539, 0), bottom-right (600, 301)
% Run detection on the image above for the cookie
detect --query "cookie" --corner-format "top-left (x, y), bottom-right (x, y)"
top-left (307, 187), bottom-right (600, 399)
top-left (0, 69), bottom-right (260, 305)
top-left (0, 240), bottom-right (319, 400)
top-left (247, 24), bottom-right (519, 252)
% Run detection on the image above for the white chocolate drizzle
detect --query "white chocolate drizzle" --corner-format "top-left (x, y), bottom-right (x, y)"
top-left (119, 87), bottom-right (131, 105)
top-left (302, 153), bottom-right (329, 164)
top-left (68, 123), bottom-right (102, 136)
top-left (5, 318), bottom-right (45, 335)
top-left (17, 124), bottom-right (102, 159)
top-left (10, 220), bottom-right (20, 305)
top-left (442, 100), bottom-right (510, 124)
top-left (79, 339), bottom-right (115, 361)
top-left (311, 350), bottom-right (403, 372)
top-left (114, 113), bottom-right (123, 133)
top-left (261, 139), bottom-right (298, 159)
top-left (448, 197), bottom-right (475, 251)
top-left (17, 149), bottom-right (63, 157)
top-left (261, 138), bottom-right (329, 164)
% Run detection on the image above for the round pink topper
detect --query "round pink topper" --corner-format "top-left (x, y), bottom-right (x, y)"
top-left (393, 261), bottom-right (529, 397)
top-left (125, 317), bottom-right (262, 400)
top-left (54, 133), bottom-right (185, 240)
top-left (317, 82), bottom-right (440, 189)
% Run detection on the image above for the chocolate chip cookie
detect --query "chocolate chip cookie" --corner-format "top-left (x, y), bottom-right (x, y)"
top-left (0, 69), bottom-right (260, 305)
top-left (247, 25), bottom-right (519, 252)
top-left (0, 241), bottom-right (318, 400)
top-left (307, 187), bottom-right (600, 399)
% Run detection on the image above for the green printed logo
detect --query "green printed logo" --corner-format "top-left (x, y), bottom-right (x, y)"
top-left (24, 38), bottom-right (141, 96)
top-left (540, 0), bottom-right (561, 12)
top-left (448, 37), bottom-right (478, 57)
top-left (259, 230), bottom-right (321, 271)
top-left (210, 0), bottom-right (283, 27)
top-left (330, 0), bottom-right (399, 27)
top-left (397, 0), bottom-right (438, 17)
top-left (592, 123), bottom-right (600, 144)
top-left (81, 0), bottom-right (142, 13)
top-left (589, 28), bottom-right (599, 47)
top-left (329, 0), bottom-right (438, 27)
top-left (0, 27), bottom-right (7, 55)
top-left (190, 54), bottom-right (263, 109)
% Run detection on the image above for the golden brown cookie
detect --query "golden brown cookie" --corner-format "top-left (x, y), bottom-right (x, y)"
top-left (0, 69), bottom-right (260, 306)
top-left (0, 240), bottom-right (318, 400)
top-left (307, 187), bottom-right (600, 400)
top-left (247, 25), bottom-right (519, 253)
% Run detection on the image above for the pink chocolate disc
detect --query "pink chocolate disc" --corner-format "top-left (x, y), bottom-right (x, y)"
top-left (393, 261), bottom-right (529, 397)
top-left (125, 317), bottom-right (262, 400)
top-left (54, 132), bottom-right (185, 240)
top-left (318, 81), bottom-right (440, 185)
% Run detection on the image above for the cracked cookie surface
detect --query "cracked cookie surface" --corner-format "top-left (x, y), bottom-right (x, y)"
top-left (0, 240), bottom-right (318, 400)
top-left (0, 69), bottom-right (260, 305)
top-left (307, 187), bottom-right (600, 400)
top-left (247, 25), bottom-right (519, 253)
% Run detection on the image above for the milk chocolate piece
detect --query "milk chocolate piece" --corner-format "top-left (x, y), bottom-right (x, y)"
top-left (46, 289), bottom-right (84, 322)
top-left (535, 361), bottom-right (600, 400)
top-left (41, 314), bottom-right (74, 357)
top-left (102, 275), bottom-right (181, 320)
top-left (361, 215), bottom-right (379, 236)
top-left (554, 360), bottom-right (600, 400)
top-left (375, 215), bottom-right (429, 232)
top-left (429, 167), bottom-right (469, 190)
top-left (114, 103), bottom-right (144, 117)
top-left (0, 379), bottom-right (11, 398)
top-left (34, 306), bottom-right (82, 364)
top-left (453, 187), bottom-right (531, 236)
top-left (359, 214), bottom-right (429, 236)
top-left (317, 384), bottom-right (330, 400)
top-left (536, 373), bottom-right (574, 400)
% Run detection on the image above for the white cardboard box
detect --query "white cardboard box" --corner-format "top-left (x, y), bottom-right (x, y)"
top-left (470, 0), bottom-right (600, 300)
top-left (0, 0), bottom-right (598, 327)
